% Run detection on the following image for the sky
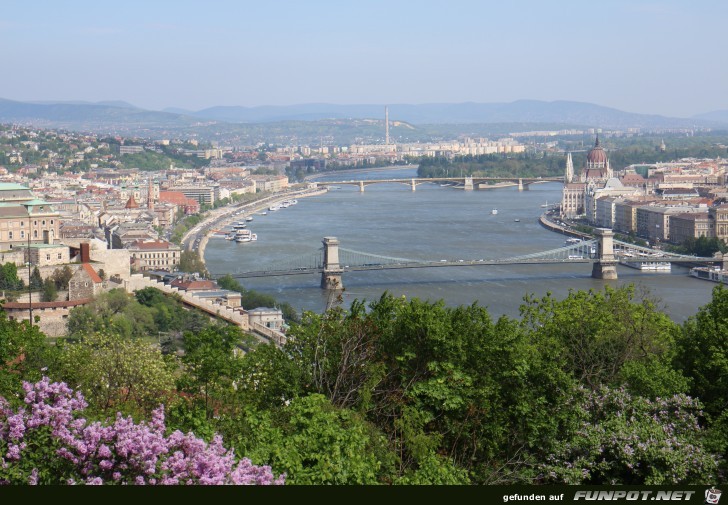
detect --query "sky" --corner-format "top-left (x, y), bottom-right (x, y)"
top-left (1, 0), bottom-right (727, 117)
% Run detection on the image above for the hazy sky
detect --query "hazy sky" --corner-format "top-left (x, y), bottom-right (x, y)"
top-left (1, 0), bottom-right (726, 117)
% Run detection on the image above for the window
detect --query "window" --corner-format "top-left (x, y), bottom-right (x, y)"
top-left (33, 231), bottom-right (38, 238)
top-left (42, 220), bottom-right (46, 226)
top-left (20, 221), bottom-right (24, 227)
top-left (50, 220), bottom-right (54, 225)
top-left (46, 254), bottom-right (50, 261)
top-left (9, 231), bottom-right (13, 239)
top-left (20, 231), bottom-right (24, 239)
top-left (34, 220), bottom-right (37, 226)
top-left (57, 253), bottom-right (62, 259)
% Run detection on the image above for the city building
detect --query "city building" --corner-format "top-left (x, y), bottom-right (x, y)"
top-left (0, 183), bottom-right (61, 250)
top-left (127, 239), bottom-right (181, 272)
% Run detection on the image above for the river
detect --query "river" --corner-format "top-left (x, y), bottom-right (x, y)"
top-left (204, 167), bottom-right (718, 323)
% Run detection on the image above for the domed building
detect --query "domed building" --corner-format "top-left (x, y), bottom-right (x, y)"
top-left (580, 135), bottom-right (612, 182)
top-left (560, 135), bottom-right (613, 219)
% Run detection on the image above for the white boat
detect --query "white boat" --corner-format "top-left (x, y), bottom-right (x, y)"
top-left (491, 209), bottom-right (498, 215)
top-left (269, 205), bottom-right (280, 211)
top-left (541, 201), bottom-right (549, 208)
top-left (690, 267), bottom-right (728, 284)
top-left (514, 218), bottom-right (520, 222)
top-left (246, 216), bottom-right (254, 222)
top-left (260, 212), bottom-right (267, 216)
top-left (620, 260), bottom-right (671, 271)
top-left (565, 238), bottom-right (581, 245)
top-left (234, 229), bottom-right (257, 243)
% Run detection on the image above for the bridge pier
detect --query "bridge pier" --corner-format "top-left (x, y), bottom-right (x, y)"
top-left (359, 181), bottom-right (365, 192)
top-left (518, 178), bottom-right (523, 191)
top-left (411, 179), bottom-right (416, 191)
top-left (464, 176), bottom-right (474, 191)
top-left (591, 228), bottom-right (618, 280)
top-left (321, 236), bottom-right (344, 290)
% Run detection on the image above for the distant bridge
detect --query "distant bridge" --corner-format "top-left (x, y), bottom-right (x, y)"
top-left (212, 232), bottom-right (726, 289)
top-left (316, 176), bottom-right (563, 192)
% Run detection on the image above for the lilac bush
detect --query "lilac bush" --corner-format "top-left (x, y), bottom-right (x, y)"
top-left (541, 386), bottom-right (718, 485)
top-left (0, 377), bottom-right (285, 485)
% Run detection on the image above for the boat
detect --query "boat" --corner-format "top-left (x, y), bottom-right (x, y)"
top-left (690, 267), bottom-right (728, 284)
top-left (246, 216), bottom-right (254, 222)
top-left (514, 218), bottom-right (520, 222)
top-left (234, 229), bottom-right (258, 243)
top-left (260, 212), bottom-right (267, 216)
top-left (565, 238), bottom-right (582, 245)
top-left (269, 205), bottom-right (280, 211)
top-left (541, 201), bottom-right (549, 208)
top-left (491, 209), bottom-right (498, 215)
top-left (620, 260), bottom-right (671, 271)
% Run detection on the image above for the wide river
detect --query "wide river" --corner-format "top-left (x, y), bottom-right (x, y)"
top-left (205, 167), bottom-right (718, 323)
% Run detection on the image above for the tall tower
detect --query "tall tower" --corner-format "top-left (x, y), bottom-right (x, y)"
top-left (565, 152), bottom-right (574, 183)
top-left (147, 177), bottom-right (155, 211)
top-left (385, 106), bottom-right (390, 146)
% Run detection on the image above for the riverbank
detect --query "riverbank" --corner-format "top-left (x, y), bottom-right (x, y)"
top-left (195, 187), bottom-right (329, 265)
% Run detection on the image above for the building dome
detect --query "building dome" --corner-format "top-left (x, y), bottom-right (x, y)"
top-left (586, 135), bottom-right (608, 164)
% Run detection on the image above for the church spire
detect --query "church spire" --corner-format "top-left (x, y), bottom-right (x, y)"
top-left (565, 152), bottom-right (574, 183)
top-left (595, 133), bottom-right (600, 147)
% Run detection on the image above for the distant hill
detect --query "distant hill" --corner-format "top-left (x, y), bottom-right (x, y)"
top-left (186, 100), bottom-right (715, 129)
top-left (0, 98), bottom-right (202, 131)
top-left (693, 109), bottom-right (728, 124)
top-left (1, 98), bottom-right (725, 142)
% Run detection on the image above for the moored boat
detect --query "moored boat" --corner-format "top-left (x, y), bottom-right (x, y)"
top-left (620, 260), bottom-right (671, 271)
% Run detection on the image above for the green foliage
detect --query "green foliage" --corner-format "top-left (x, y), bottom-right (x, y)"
top-left (41, 278), bottom-right (57, 302)
top-left (178, 324), bottom-right (248, 419)
top-left (51, 265), bottom-right (74, 290)
top-left (541, 386), bottom-right (718, 485)
top-left (676, 285), bottom-right (728, 418)
top-left (29, 267), bottom-right (43, 290)
top-left (0, 309), bottom-right (49, 399)
top-left (519, 285), bottom-right (680, 390)
top-left (179, 251), bottom-right (208, 277)
top-left (281, 294), bottom-right (579, 484)
top-left (222, 394), bottom-right (394, 484)
top-left (665, 236), bottom-right (728, 257)
top-left (0, 262), bottom-right (24, 291)
top-left (53, 332), bottom-right (176, 417)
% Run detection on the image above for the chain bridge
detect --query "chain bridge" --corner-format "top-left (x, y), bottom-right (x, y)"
top-left (214, 231), bottom-right (726, 289)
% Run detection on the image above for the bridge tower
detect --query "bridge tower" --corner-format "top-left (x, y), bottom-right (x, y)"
top-left (464, 176), bottom-right (474, 191)
top-left (591, 228), bottom-right (618, 280)
top-left (411, 179), bottom-right (416, 191)
top-left (321, 236), bottom-right (344, 289)
top-left (359, 181), bottom-right (365, 192)
top-left (518, 178), bottom-right (523, 191)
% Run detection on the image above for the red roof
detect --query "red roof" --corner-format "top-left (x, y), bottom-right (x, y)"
top-left (82, 263), bottom-right (103, 283)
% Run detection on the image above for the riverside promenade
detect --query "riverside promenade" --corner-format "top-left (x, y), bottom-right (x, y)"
top-left (183, 186), bottom-right (329, 261)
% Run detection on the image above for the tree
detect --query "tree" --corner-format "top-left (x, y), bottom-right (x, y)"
top-left (29, 267), bottom-right (43, 290)
top-left (178, 325), bottom-right (247, 419)
top-left (0, 263), bottom-right (24, 291)
top-left (220, 394), bottom-right (397, 485)
top-left (51, 265), bottom-right (74, 291)
top-left (0, 309), bottom-right (49, 398)
top-left (179, 251), bottom-right (208, 277)
top-left (519, 285), bottom-right (681, 392)
top-left (53, 332), bottom-right (176, 416)
top-left (676, 285), bottom-right (728, 417)
top-left (40, 278), bottom-right (57, 302)
top-left (541, 386), bottom-right (718, 485)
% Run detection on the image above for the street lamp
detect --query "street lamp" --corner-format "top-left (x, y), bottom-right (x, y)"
top-left (26, 230), bottom-right (32, 326)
